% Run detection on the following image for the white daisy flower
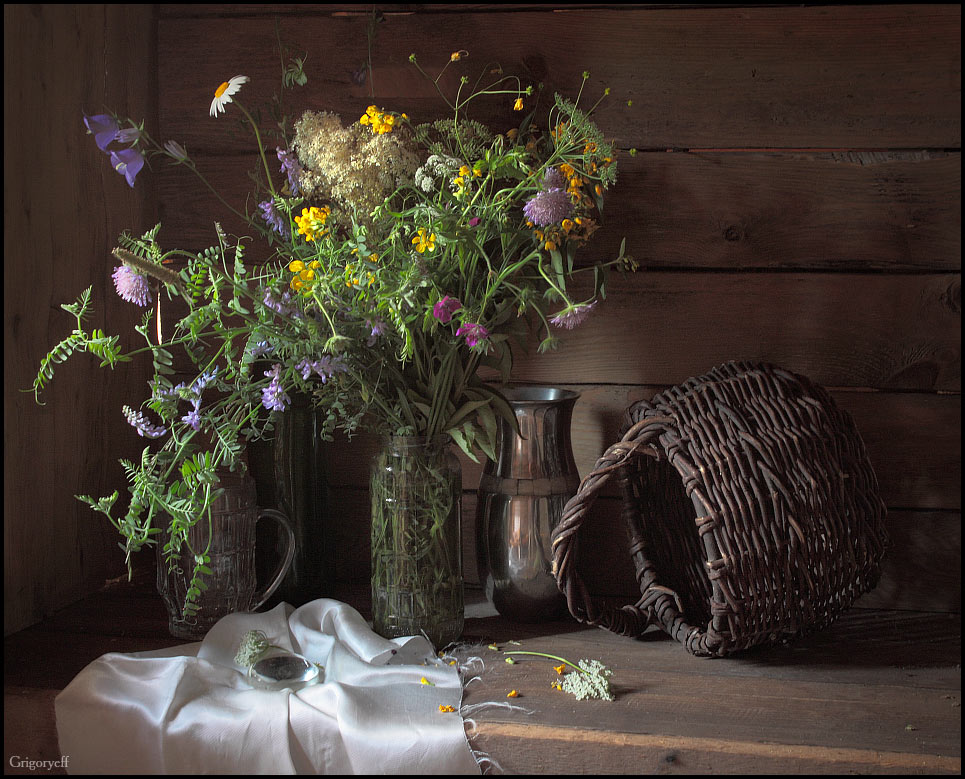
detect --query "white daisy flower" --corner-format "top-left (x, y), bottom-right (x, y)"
top-left (209, 75), bottom-right (249, 118)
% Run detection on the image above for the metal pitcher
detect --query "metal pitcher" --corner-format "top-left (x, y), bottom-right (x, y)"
top-left (475, 387), bottom-right (580, 621)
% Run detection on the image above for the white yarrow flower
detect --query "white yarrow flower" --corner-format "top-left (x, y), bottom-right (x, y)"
top-left (210, 75), bottom-right (249, 118)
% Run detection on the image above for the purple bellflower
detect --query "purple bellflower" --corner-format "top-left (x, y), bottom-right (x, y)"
top-left (110, 147), bottom-right (145, 187)
top-left (83, 114), bottom-right (119, 152)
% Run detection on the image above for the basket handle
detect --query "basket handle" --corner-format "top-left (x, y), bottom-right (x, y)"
top-left (551, 416), bottom-right (672, 635)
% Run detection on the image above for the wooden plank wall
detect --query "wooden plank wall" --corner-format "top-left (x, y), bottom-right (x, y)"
top-left (4, 5), bottom-right (159, 635)
top-left (7, 4), bottom-right (958, 635)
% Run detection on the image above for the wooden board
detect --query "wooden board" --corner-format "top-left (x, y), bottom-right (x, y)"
top-left (3, 4), bottom-right (159, 636)
top-left (156, 5), bottom-right (962, 150)
top-left (154, 151), bottom-right (962, 273)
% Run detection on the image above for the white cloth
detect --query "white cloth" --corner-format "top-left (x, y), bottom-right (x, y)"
top-left (55, 600), bottom-right (480, 775)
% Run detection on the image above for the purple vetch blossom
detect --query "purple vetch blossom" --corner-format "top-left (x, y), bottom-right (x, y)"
top-left (261, 364), bottom-right (291, 412)
top-left (295, 356), bottom-right (346, 383)
top-left (456, 322), bottom-right (490, 350)
top-left (550, 301), bottom-right (598, 330)
top-left (262, 288), bottom-right (298, 318)
top-left (109, 147), bottom-right (145, 187)
top-left (522, 188), bottom-right (572, 227)
top-left (541, 166), bottom-right (567, 191)
top-left (190, 366), bottom-right (219, 396)
top-left (112, 265), bottom-right (152, 306)
top-left (181, 403), bottom-right (201, 431)
top-left (123, 405), bottom-right (167, 439)
top-left (247, 340), bottom-right (274, 360)
top-left (366, 318), bottom-right (387, 346)
top-left (83, 114), bottom-right (119, 152)
top-left (150, 379), bottom-right (186, 403)
top-left (433, 295), bottom-right (462, 324)
top-left (277, 147), bottom-right (303, 196)
top-left (258, 199), bottom-right (290, 237)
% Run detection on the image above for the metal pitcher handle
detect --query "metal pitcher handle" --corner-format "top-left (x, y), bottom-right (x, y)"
top-left (250, 508), bottom-right (296, 610)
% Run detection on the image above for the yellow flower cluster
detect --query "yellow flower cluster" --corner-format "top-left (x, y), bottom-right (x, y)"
top-left (451, 164), bottom-right (481, 197)
top-left (359, 105), bottom-right (397, 135)
top-left (412, 228), bottom-right (436, 253)
top-left (530, 216), bottom-right (596, 253)
top-left (288, 258), bottom-right (321, 292)
top-left (294, 205), bottom-right (331, 243)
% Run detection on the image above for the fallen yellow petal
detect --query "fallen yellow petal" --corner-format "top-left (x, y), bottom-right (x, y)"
top-left (439, 704), bottom-right (456, 713)
top-left (554, 664), bottom-right (566, 674)
top-left (507, 690), bottom-right (520, 698)
top-left (420, 677), bottom-right (435, 686)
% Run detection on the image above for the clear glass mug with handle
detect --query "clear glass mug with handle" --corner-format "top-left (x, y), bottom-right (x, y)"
top-left (157, 468), bottom-right (295, 640)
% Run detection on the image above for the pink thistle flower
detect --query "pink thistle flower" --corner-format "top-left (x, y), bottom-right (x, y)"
top-left (456, 322), bottom-right (490, 349)
top-left (433, 295), bottom-right (462, 324)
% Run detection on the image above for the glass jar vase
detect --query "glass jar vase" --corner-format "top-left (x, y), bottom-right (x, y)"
top-left (370, 435), bottom-right (464, 648)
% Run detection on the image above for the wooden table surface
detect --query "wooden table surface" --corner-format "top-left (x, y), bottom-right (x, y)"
top-left (4, 573), bottom-right (960, 775)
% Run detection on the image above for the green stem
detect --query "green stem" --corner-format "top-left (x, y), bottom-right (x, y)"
top-left (503, 651), bottom-right (590, 675)
top-left (233, 99), bottom-right (277, 199)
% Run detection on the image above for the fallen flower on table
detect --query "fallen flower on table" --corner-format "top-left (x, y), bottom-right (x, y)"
top-left (507, 690), bottom-right (520, 698)
top-left (420, 676), bottom-right (435, 686)
top-left (439, 705), bottom-right (456, 713)
top-left (503, 650), bottom-right (615, 702)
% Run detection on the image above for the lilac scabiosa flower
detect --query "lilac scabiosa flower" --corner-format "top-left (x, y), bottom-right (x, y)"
top-left (109, 147), bottom-right (145, 187)
top-left (523, 188), bottom-right (572, 227)
top-left (541, 166), bottom-right (567, 191)
top-left (261, 364), bottom-right (291, 412)
top-left (258, 199), bottom-right (289, 237)
top-left (433, 295), bottom-right (462, 324)
top-left (83, 114), bottom-right (119, 152)
top-left (550, 301), bottom-right (598, 330)
top-left (456, 322), bottom-right (490, 349)
top-left (112, 265), bottom-right (152, 306)
top-left (122, 405), bottom-right (167, 439)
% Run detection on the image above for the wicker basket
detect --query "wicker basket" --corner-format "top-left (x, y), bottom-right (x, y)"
top-left (551, 361), bottom-right (889, 657)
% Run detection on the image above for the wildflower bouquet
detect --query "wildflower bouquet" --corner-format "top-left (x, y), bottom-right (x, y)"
top-left (35, 49), bottom-right (627, 622)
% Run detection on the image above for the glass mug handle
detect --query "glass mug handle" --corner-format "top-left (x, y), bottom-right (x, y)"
top-left (250, 508), bottom-right (296, 610)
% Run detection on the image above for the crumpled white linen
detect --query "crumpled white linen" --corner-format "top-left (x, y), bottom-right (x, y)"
top-left (55, 599), bottom-right (481, 775)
